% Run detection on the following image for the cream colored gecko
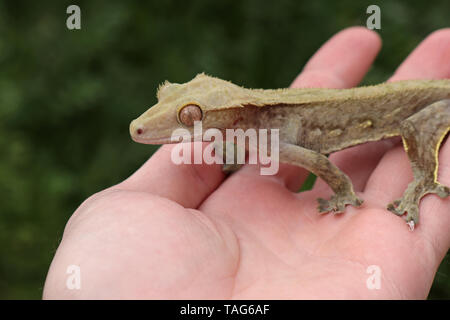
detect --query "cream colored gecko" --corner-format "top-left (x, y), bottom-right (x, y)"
top-left (130, 73), bottom-right (450, 228)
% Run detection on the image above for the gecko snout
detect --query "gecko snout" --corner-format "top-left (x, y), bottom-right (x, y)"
top-left (130, 120), bottom-right (145, 139)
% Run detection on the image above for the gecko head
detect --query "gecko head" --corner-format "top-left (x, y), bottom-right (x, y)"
top-left (130, 73), bottom-right (253, 144)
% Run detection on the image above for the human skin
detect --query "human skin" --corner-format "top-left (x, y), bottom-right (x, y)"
top-left (43, 27), bottom-right (450, 299)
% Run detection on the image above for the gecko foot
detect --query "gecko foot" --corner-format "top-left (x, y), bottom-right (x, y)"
top-left (222, 163), bottom-right (244, 174)
top-left (387, 199), bottom-right (420, 225)
top-left (213, 141), bottom-right (245, 175)
top-left (387, 182), bottom-right (450, 225)
top-left (317, 193), bottom-right (363, 214)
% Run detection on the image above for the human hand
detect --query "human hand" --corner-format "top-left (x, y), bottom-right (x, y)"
top-left (43, 27), bottom-right (450, 299)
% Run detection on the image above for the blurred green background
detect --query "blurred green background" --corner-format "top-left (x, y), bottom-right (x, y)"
top-left (0, 0), bottom-right (449, 299)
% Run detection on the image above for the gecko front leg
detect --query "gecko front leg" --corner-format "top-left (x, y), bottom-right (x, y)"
top-left (280, 143), bottom-right (363, 214)
top-left (213, 140), bottom-right (244, 174)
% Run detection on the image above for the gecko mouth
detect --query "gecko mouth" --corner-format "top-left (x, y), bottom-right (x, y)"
top-left (131, 134), bottom-right (204, 145)
top-left (131, 135), bottom-right (178, 144)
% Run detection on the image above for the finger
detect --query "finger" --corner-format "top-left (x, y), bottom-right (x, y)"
top-left (118, 143), bottom-right (226, 208)
top-left (314, 28), bottom-right (450, 193)
top-left (390, 28), bottom-right (450, 81)
top-left (278, 26), bottom-right (382, 191)
top-left (292, 26), bottom-right (381, 89)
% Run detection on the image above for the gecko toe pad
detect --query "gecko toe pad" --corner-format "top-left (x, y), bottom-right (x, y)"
top-left (317, 194), bottom-right (363, 214)
top-left (387, 201), bottom-right (420, 225)
top-left (433, 184), bottom-right (450, 198)
top-left (222, 163), bottom-right (243, 174)
top-left (387, 182), bottom-right (450, 226)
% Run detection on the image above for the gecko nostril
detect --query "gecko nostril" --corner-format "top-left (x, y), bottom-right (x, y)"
top-left (136, 128), bottom-right (144, 135)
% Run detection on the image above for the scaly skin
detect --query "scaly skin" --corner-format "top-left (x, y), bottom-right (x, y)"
top-left (130, 71), bottom-right (450, 228)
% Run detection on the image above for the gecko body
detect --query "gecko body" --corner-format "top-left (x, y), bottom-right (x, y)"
top-left (130, 74), bottom-right (450, 227)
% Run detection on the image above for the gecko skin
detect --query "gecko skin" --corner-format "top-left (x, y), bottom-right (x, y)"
top-left (130, 73), bottom-right (450, 227)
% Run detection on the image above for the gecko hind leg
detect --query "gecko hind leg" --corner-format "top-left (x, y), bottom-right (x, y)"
top-left (387, 99), bottom-right (450, 226)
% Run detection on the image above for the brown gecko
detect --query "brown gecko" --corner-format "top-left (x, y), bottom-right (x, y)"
top-left (130, 73), bottom-right (450, 228)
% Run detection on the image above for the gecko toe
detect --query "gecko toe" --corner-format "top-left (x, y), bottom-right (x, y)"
top-left (388, 182), bottom-right (450, 225)
top-left (317, 194), bottom-right (363, 214)
top-left (404, 205), bottom-right (419, 225)
top-left (433, 184), bottom-right (450, 198)
top-left (387, 199), bottom-right (404, 216)
top-left (317, 198), bottom-right (331, 214)
top-left (387, 198), bottom-right (419, 226)
top-left (222, 163), bottom-right (243, 174)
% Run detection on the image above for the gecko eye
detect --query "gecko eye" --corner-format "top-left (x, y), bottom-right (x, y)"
top-left (179, 104), bottom-right (203, 126)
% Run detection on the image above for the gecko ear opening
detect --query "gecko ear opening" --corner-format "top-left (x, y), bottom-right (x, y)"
top-left (178, 104), bottom-right (203, 126)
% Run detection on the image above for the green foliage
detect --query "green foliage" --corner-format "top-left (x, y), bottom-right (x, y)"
top-left (0, 0), bottom-right (449, 299)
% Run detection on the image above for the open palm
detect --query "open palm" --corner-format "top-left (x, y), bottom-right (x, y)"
top-left (44, 27), bottom-right (450, 299)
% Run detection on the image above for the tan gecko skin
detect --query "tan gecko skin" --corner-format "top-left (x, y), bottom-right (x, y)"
top-left (130, 73), bottom-right (450, 227)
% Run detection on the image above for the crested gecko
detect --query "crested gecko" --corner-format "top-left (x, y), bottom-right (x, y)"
top-left (130, 73), bottom-right (450, 228)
